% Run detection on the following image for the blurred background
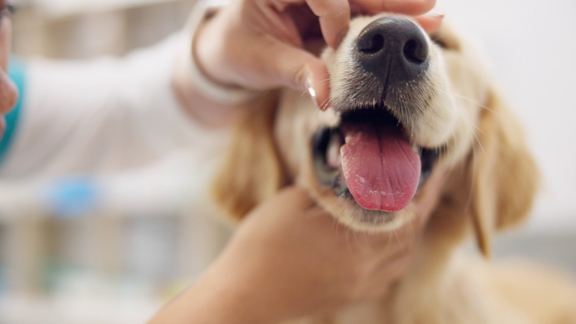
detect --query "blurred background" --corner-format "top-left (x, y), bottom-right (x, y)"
top-left (0, 0), bottom-right (574, 323)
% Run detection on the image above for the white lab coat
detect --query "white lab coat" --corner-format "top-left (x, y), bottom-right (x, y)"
top-left (0, 31), bottom-right (234, 283)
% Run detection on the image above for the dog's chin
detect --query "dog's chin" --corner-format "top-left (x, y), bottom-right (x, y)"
top-left (306, 176), bottom-right (424, 232)
top-left (299, 173), bottom-right (419, 232)
top-left (323, 193), bottom-right (418, 232)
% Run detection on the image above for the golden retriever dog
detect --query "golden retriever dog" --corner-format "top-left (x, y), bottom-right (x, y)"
top-left (212, 13), bottom-right (576, 324)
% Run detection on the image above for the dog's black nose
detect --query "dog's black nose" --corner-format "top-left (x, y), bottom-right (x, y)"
top-left (356, 17), bottom-right (429, 85)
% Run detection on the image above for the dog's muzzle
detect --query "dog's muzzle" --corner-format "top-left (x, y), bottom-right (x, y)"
top-left (355, 17), bottom-right (430, 88)
top-left (311, 17), bottom-right (440, 213)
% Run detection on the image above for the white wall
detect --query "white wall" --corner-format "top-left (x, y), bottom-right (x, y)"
top-left (439, 0), bottom-right (576, 232)
top-left (16, 0), bottom-right (178, 17)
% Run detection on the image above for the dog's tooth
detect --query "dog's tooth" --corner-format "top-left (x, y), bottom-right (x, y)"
top-left (412, 145), bottom-right (422, 155)
top-left (327, 133), bottom-right (343, 169)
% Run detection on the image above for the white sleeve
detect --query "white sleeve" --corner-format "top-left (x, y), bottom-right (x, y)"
top-left (0, 33), bottom-right (226, 180)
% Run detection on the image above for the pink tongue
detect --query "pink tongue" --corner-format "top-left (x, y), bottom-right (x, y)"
top-left (340, 123), bottom-right (421, 212)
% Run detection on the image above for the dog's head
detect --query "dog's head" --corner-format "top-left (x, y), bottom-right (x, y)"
top-left (212, 14), bottom-right (539, 256)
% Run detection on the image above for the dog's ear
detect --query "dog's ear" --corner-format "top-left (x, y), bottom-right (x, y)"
top-left (469, 88), bottom-right (540, 257)
top-left (211, 96), bottom-right (288, 220)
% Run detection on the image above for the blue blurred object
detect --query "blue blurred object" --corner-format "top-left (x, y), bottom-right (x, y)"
top-left (43, 177), bottom-right (101, 219)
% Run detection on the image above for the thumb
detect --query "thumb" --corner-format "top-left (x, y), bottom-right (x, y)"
top-left (414, 12), bottom-right (444, 34)
top-left (265, 41), bottom-right (331, 110)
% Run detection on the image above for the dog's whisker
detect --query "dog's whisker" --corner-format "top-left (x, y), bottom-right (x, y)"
top-left (344, 229), bottom-right (356, 254)
top-left (393, 229), bottom-right (404, 253)
top-left (437, 88), bottom-right (498, 116)
top-left (468, 123), bottom-right (486, 158)
top-left (464, 142), bottom-right (480, 214)
top-left (319, 97), bottom-right (334, 110)
top-left (452, 102), bottom-right (487, 158)
top-left (352, 228), bottom-right (366, 252)
top-left (385, 228), bottom-right (394, 251)
top-left (407, 218), bottom-right (416, 247)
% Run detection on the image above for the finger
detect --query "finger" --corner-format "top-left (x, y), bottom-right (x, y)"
top-left (273, 186), bottom-right (317, 209)
top-left (414, 12), bottom-right (444, 33)
top-left (355, 0), bottom-right (436, 16)
top-left (305, 0), bottom-right (350, 48)
top-left (307, 61), bottom-right (331, 111)
top-left (261, 40), bottom-right (331, 108)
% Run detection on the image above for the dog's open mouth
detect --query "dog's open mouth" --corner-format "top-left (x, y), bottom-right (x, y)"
top-left (312, 106), bottom-right (439, 212)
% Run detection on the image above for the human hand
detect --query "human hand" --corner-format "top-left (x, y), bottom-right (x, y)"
top-left (194, 0), bottom-right (442, 109)
top-left (150, 170), bottom-right (444, 324)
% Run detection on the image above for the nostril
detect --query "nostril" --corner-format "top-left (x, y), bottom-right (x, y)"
top-left (403, 39), bottom-right (428, 64)
top-left (358, 34), bottom-right (384, 54)
top-left (355, 17), bottom-right (430, 83)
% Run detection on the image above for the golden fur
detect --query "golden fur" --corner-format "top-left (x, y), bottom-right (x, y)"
top-left (212, 13), bottom-right (576, 324)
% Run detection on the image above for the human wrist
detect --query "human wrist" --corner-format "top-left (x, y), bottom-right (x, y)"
top-left (149, 265), bottom-right (273, 324)
top-left (204, 250), bottom-right (298, 324)
top-left (193, 14), bottom-right (231, 88)
top-left (182, 0), bottom-right (265, 105)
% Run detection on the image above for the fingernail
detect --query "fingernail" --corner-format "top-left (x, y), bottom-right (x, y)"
top-left (428, 10), bottom-right (445, 18)
top-left (308, 85), bottom-right (323, 111)
top-left (309, 84), bottom-right (329, 111)
top-left (306, 76), bottom-right (329, 111)
top-left (305, 78), bottom-right (319, 109)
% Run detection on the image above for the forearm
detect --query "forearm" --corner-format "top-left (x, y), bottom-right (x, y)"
top-left (149, 260), bottom-right (277, 324)
top-left (0, 38), bottom-right (201, 178)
